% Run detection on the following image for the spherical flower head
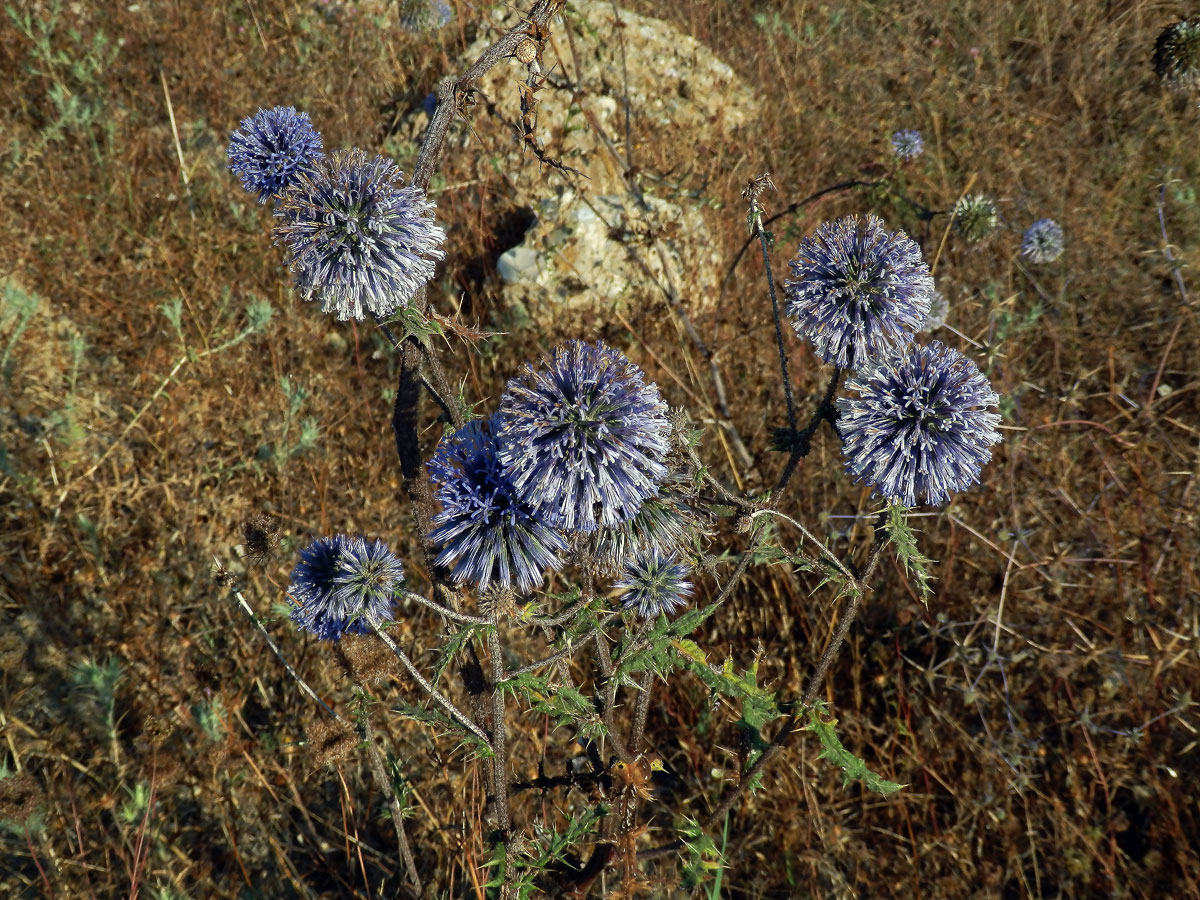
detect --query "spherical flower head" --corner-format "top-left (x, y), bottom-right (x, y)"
top-left (288, 535), bottom-right (402, 641)
top-left (227, 106), bottom-right (324, 204)
top-left (922, 290), bottom-right (949, 332)
top-left (836, 341), bottom-right (1002, 507)
top-left (428, 415), bottom-right (567, 593)
top-left (589, 475), bottom-right (703, 576)
top-left (273, 148), bottom-right (446, 322)
top-left (1154, 18), bottom-right (1200, 93)
top-left (783, 215), bottom-right (934, 370)
top-left (1020, 218), bottom-right (1064, 264)
top-left (399, 0), bottom-right (453, 31)
top-left (952, 194), bottom-right (999, 243)
top-left (615, 550), bottom-right (692, 620)
top-left (499, 341), bottom-right (671, 533)
top-left (891, 129), bottom-right (924, 161)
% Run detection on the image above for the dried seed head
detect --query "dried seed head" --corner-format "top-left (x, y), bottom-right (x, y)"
top-left (212, 562), bottom-right (236, 588)
top-left (339, 634), bottom-right (399, 684)
top-left (1154, 18), bottom-right (1200, 93)
top-left (742, 172), bottom-right (776, 204)
top-left (142, 714), bottom-right (174, 746)
top-left (242, 513), bottom-right (280, 566)
top-left (307, 717), bottom-right (359, 769)
top-left (515, 37), bottom-right (538, 65)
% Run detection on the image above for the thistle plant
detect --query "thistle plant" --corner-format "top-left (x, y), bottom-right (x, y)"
top-left (1154, 17), bottom-right (1200, 94)
top-left (783, 214), bottom-right (934, 370)
top-left (219, 4), bottom-right (1009, 895)
top-left (952, 193), bottom-right (1000, 243)
top-left (836, 341), bottom-right (1002, 507)
top-left (1020, 217), bottom-right (1065, 263)
top-left (287, 535), bottom-right (401, 641)
top-left (427, 413), bottom-right (567, 593)
top-left (891, 128), bottom-right (923, 161)
top-left (615, 549), bottom-right (692, 619)
top-left (273, 147), bottom-right (446, 321)
top-left (227, 106), bottom-right (323, 204)
top-left (498, 340), bottom-right (671, 532)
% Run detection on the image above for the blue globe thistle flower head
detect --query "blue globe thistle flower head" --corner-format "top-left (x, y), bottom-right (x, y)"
top-left (227, 106), bottom-right (324, 204)
top-left (589, 484), bottom-right (700, 576)
top-left (273, 148), bottom-right (446, 322)
top-left (1020, 218), bottom-right (1064, 264)
top-left (891, 129), bottom-right (923, 161)
top-left (783, 215), bottom-right (934, 370)
top-left (952, 194), bottom-right (999, 243)
top-left (1154, 18), bottom-right (1200, 93)
top-left (288, 535), bottom-right (403, 641)
top-left (499, 341), bottom-right (671, 533)
top-left (399, 0), bottom-right (453, 31)
top-left (836, 341), bottom-right (1002, 507)
top-left (428, 414), bottom-right (567, 593)
top-left (615, 550), bottom-right (692, 620)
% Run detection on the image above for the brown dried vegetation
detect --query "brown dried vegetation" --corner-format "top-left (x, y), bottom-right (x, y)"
top-left (0, 0), bottom-right (1197, 898)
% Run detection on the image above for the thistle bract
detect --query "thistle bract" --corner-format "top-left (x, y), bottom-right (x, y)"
top-left (288, 535), bottom-right (402, 641)
top-left (1154, 18), bottom-right (1200, 93)
top-left (836, 341), bottom-right (1002, 507)
top-left (783, 215), bottom-right (933, 370)
top-left (428, 415), bottom-right (567, 593)
top-left (499, 341), bottom-right (670, 533)
top-left (273, 148), bottom-right (446, 322)
top-left (1020, 218), bottom-right (1064, 264)
top-left (615, 550), bottom-right (692, 619)
top-left (891, 129), bottom-right (923, 161)
top-left (227, 106), bottom-right (324, 204)
top-left (952, 194), bottom-right (999, 243)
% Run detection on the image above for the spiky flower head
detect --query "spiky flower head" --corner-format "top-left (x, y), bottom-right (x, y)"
top-left (952, 194), bottom-right (999, 243)
top-left (399, 0), bottom-right (453, 31)
top-left (1154, 18), bottom-right (1200, 93)
top-left (288, 535), bottom-right (403, 641)
top-left (428, 415), bottom-right (567, 593)
top-left (614, 550), bottom-right (692, 619)
top-left (1020, 218), bottom-right (1064, 264)
top-left (273, 148), bottom-right (446, 322)
top-left (836, 341), bottom-right (1001, 507)
top-left (588, 474), bottom-right (705, 576)
top-left (228, 106), bottom-right (324, 204)
top-left (922, 290), bottom-right (949, 332)
top-left (891, 129), bottom-right (924, 161)
top-left (783, 215), bottom-right (934, 370)
top-left (499, 341), bottom-right (671, 533)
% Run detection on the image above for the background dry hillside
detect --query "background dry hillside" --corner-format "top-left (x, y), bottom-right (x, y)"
top-left (1, 0), bottom-right (1198, 897)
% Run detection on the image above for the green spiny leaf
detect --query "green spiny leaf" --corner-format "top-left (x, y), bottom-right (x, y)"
top-left (885, 503), bottom-right (935, 602)
top-left (805, 704), bottom-right (904, 794)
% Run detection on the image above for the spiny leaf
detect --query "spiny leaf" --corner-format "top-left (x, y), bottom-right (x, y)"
top-left (392, 704), bottom-right (492, 757)
top-left (431, 623), bottom-right (483, 688)
top-left (805, 704), bottom-right (904, 794)
top-left (885, 503), bottom-right (935, 602)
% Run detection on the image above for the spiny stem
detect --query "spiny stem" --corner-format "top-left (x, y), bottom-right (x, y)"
top-left (751, 199), bottom-right (798, 433)
top-left (370, 619), bottom-right (492, 746)
top-left (487, 610), bottom-right (512, 889)
top-left (639, 514), bottom-right (890, 860)
top-left (220, 562), bottom-right (339, 721)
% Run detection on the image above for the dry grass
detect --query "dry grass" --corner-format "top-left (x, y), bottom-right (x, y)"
top-left (1, 0), bottom-right (1198, 897)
